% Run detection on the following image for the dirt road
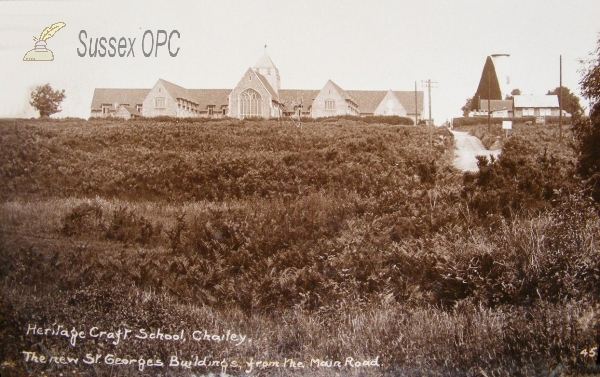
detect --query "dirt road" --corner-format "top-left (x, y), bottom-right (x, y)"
top-left (450, 130), bottom-right (501, 172)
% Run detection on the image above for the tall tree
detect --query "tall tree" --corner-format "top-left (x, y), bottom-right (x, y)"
top-left (546, 86), bottom-right (582, 116)
top-left (29, 84), bottom-right (66, 117)
top-left (573, 35), bottom-right (600, 202)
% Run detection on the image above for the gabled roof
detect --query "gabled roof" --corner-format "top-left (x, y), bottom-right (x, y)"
top-left (346, 90), bottom-right (424, 114)
top-left (393, 91), bottom-right (424, 115)
top-left (253, 70), bottom-right (279, 100)
top-left (122, 106), bottom-right (140, 115)
top-left (327, 80), bottom-right (357, 105)
top-left (346, 90), bottom-right (387, 113)
top-left (514, 95), bottom-right (559, 108)
top-left (253, 52), bottom-right (277, 69)
top-left (91, 88), bottom-right (149, 110)
top-left (158, 78), bottom-right (196, 104)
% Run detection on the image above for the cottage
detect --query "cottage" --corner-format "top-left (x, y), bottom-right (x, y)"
top-left (513, 95), bottom-right (559, 117)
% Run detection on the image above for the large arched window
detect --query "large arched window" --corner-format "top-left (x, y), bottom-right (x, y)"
top-left (240, 89), bottom-right (262, 117)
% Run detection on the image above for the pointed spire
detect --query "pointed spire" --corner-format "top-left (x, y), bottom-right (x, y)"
top-left (253, 49), bottom-right (277, 69)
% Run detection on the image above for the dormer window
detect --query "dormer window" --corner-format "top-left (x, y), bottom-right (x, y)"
top-left (208, 105), bottom-right (215, 116)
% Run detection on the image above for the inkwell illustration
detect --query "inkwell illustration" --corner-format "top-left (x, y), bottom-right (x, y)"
top-left (23, 22), bottom-right (66, 61)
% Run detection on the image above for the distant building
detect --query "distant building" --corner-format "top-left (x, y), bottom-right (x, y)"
top-left (90, 88), bottom-right (148, 118)
top-left (513, 95), bottom-right (560, 117)
top-left (470, 95), bottom-right (559, 118)
top-left (475, 99), bottom-right (514, 118)
top-left (90, 51), bottom-right (424, 121)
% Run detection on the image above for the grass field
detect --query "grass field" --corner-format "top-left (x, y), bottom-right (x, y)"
top-left (0, 118), bottom-right (598, 376)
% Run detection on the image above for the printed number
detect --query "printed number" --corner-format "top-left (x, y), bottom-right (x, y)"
top-left (581, 347), bottom-right (598, 358)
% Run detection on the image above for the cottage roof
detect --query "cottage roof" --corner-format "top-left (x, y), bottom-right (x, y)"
top-left (479, 99), bottom-right (514, 112)
top-left (514, 95), bottom-right (559, 108)
top-left (90, 88), bottom-right (149, 110)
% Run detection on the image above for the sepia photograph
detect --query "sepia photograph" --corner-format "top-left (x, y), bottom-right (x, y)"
top-left (1, 0), bottom-right (600, 375)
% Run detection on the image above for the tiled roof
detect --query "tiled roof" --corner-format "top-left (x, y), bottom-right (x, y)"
top-left (346, 91), bottom-right (387, 113)
top-left (346, 90), bottom-right (424, 114)
top-left (122, 106), bottom-right (140, 115)
top-left (279, 89), bottom-right (320, 112)
top-left (479, 99), bottom-right (513, 112)
top-left (514, 95), bottom-right (559, 108)
top-left (188, 89), bottom-right (230, 109)
top-left (158, 78), bottom-right (196, 104)
top-left (328, 80), bottom-right (357, 104)
top-left (393, 91), bottom-right (424, 115)
top-left (254, 70), bottom-right (279, 100)
top-left (90, 88), bottom-right (149, 110)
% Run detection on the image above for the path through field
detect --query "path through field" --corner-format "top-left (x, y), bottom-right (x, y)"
top-left (450, 130), bottom-right (501, 172)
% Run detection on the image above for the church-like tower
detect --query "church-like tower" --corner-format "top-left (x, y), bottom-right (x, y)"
top-left (252, 49), bottom-right (280, 95)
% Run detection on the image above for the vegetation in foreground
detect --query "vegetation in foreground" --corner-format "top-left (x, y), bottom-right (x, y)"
top-left (0, 118), bottom-right (598, 376)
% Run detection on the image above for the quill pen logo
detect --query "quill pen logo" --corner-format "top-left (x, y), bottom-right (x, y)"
top-left (23, 22), bottom-right (66, 61)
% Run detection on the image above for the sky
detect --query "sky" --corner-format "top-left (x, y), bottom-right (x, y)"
top-left (1, 0), bottom-right (599, 123)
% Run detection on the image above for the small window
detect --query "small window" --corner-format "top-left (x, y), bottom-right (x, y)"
top-left (136, 104), bottom-right (142, 112)
top-left (155, 97), bottom-right (165, 108)
top-left (325, 100), bottom-right (335, 110)
top-left (208, 106), bottom-right (214, 116)
top-left (102, 104), bottom-right (110, 114)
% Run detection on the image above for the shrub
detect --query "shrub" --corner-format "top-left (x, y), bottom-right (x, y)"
top-left (105, 206), bottom-right (161, 245)
top-left (60, 201), bottom-right (104, 236)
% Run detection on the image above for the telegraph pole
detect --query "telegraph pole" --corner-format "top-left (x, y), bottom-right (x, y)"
top-left (414, 81), bottom-right (418, 126)
top-left (421, 79), bottom-right (437, 126)
top-left (559, 55), bottom-right (562, 144)
top-left (487, 72), bottom-right (491, 133)
top-left (422, 79), bottom-right (437, 150)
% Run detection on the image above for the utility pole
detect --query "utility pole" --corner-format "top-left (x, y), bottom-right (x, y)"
top-left (414, 81), bottom-right (418, 126)
top-left (487, 72), bottom-right (491, 133)
top-left (422, 79), bottom-right (437, 150)
top-left (559, 55), bottom-right (562, 144)
top-left (421, 79), bottom-right (437, 126)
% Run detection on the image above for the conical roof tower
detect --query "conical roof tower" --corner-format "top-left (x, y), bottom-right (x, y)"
top-left (252, 47), bottom-right (280, 94)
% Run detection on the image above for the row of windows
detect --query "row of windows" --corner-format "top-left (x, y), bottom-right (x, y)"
top-left (522, 108), bottom-right (552, 116)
